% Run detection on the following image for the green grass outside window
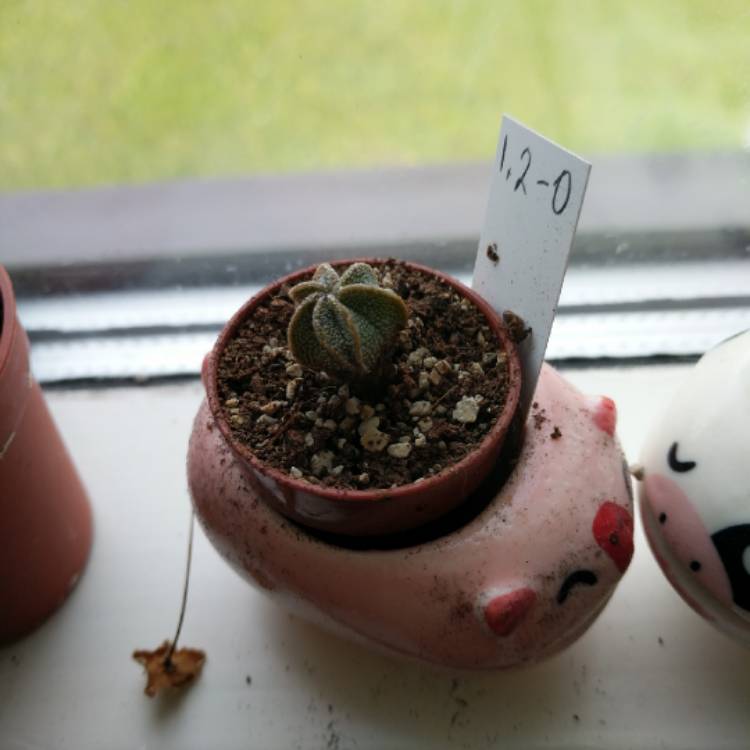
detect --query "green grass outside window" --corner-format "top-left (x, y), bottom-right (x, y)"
top-left (1, 0), bottom-right (748, 190)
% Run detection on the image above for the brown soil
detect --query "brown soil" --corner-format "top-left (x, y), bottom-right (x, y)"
top-left (216, 259), bottom-right (513, 491)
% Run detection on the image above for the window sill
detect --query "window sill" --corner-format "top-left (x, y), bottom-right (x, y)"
top-left (1, 365), bottom-right (747, 749)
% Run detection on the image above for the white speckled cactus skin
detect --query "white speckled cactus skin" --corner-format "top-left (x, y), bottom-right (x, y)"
top-left (189, 365), bottom-right (634, 669)
top-left (287, 262), bottom-right (408, 377)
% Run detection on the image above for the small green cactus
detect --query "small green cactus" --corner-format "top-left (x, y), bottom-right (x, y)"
top-left (287, 262), bottom-right (408, 377)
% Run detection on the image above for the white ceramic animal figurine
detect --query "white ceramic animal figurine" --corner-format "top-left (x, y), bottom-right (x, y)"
top-left (639, 330), bottom-right (750, 645)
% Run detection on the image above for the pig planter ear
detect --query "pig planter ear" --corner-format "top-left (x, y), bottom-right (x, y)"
top-left (638, 330), bottom-right (750, 645)
top-left (189, 259), bottom-right (634, 669)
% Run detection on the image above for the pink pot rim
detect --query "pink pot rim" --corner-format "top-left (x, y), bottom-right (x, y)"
top-left (205, 258), bottom-right (521, 506)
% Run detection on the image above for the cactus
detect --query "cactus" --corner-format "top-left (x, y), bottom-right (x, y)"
top-left (287, 262), bottom-right (408, 377)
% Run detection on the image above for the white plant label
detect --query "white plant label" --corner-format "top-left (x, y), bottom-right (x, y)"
top-left (472, 115), bottom-right (591, 420)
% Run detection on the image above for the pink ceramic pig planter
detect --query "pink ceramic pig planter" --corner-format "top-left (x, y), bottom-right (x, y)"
top-left (188, 259), bottom-right (634, 669)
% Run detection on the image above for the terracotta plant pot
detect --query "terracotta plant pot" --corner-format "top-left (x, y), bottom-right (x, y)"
top-left (200, 259), bottom-right (522, 537)
top-left (0, 266), bottom-right (93, 643)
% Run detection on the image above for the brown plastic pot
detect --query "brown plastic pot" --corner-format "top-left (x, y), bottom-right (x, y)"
top-left (0, 266), bottom-right (93, 643)
top-left (201, 259), bottom-right (521, 537)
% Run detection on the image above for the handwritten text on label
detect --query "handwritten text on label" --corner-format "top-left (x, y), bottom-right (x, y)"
top-left (498, 134), bottom-right (573, 216)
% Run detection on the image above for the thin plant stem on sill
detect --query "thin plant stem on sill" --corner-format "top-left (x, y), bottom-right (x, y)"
top-left (132, 512), bottom-right (205, 698)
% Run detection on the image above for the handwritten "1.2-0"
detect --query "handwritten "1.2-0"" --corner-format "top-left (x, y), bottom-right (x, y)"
top-left (498, 134), bottom-right (572, 216)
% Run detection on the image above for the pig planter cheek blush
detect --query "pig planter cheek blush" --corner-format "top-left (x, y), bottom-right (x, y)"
top-left (188, 259), bottom-right (634, 669)
top-left (638, 330), bottom-right (750, 646)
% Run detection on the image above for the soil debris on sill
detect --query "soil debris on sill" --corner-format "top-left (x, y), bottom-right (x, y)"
top-left (532, 404), bottom-right (548, 430)
top-left (217, 259), bottom-right (512, 491)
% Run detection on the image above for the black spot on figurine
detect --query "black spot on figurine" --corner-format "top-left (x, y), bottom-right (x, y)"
top-left (668, 442), bottom-right (696, 473)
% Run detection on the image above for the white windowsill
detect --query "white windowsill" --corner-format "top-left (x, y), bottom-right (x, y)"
top-left (1, 364), bottom-right (748, 750)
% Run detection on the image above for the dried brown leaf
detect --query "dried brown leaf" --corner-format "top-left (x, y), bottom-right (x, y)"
top-left (132, 641), bottom-right (206, 697)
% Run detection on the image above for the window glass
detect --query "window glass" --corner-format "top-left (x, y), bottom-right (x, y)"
top-left (1, 2), bottom-right (748, 381)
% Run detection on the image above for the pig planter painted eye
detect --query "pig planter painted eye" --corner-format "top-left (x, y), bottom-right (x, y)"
top-left (639, 330), bottom-right (750, 645)
top-left (188, 260), bottom-right (634, 669)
